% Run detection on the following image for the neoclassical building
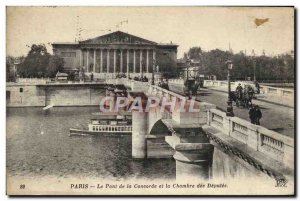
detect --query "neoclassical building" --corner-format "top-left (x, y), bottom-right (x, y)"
top-left (52, 31), bottom-right (178, 78)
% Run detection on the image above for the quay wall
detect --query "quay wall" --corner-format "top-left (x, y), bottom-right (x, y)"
top-left (6, 83), bottom-right (107, 107)
top-left (6, 84), bottom-right (46, 107)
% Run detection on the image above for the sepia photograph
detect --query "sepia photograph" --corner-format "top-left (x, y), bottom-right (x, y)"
top-left (6, 6), bottom-right (295, 196)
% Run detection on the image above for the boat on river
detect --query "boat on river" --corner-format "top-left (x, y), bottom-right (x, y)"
top-left (69, 113), bottom-right (132, 136)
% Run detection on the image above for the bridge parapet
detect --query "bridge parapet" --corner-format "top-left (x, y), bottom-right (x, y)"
top-left (148, 84), bottom-right (185, 100)
top-left (168, 79), bottom-right (184, 85)
top-left (207, 108), bottom-right (294, 169)
top-left (203, 80), bottom-right (294, 104)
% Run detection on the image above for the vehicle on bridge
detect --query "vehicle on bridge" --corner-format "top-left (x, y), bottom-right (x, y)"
top-left (182, 61), bottom-right (201, 97)
top-left (230, 84), bottom-right (255, 109)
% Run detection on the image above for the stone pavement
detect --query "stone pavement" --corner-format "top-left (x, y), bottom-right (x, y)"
top-left (169, 84), bottom-right (294, 138)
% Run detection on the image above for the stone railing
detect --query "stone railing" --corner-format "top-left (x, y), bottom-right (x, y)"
top-left (203, 80), bottom-right (294, 100)
top-left (207, 108), bottom-right (294, 168)
top-left (16, 78), bottom-right (51, 84)
top-left (204, 80), bottom-right (294, 107)
top-left (148, 84), bottom-right (216, 125)
top-left (148, 84), bottom-right (186, 100)
top-left (168, 79), bottom-right (184, 85)
top-left (260, 85), bottom-right (294, 99)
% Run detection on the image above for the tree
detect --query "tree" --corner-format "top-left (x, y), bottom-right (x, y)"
top-left (47, 55), bottom-right (64, 77)
top-left (182, 47), bottom-right (294, 82)
top-left (17, 44), bottom-right (64, 78)
top-left (187, 47), bottom-right (202, 60)
top-left (6, 56), bottom-right (14, 82)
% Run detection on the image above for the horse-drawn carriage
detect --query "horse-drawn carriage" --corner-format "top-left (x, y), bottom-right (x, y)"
top-left (230, 85), bottom-right (255, 109)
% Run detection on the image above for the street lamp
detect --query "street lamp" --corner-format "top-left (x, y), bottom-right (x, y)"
top-left (141, 60), bottom-right (144, 79)
top-left (252, 50), bottom-right (256, 82)
top-left (151, 59), bottom-right (156, 85)
top-left (186, 58), bottom-right (191, 80)
top-left (225, 60), bottom-right (234, 117)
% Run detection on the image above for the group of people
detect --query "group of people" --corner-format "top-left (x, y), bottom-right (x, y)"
top-left (158, 80), bottom-right (169, 90)
top-left (236, 83), bottom-right (262, 125)
top-left (116, 73), bottom-right (127, 79)
top-left (235, 83), bottom-right (255, 108)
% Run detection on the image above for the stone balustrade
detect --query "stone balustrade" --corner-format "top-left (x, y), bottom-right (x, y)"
top-left (168, 79), bottom-right (184, 85)
top-left (148, 84), bottom-right (186, 101)
top-left (207, 108), bottom-right (294, 168)
top-left (16, 78), bottom-right (51, 84)
top-left (203, 80), bottom-right (294, 100)
top-left (260, 85), bottom-right (294, 99)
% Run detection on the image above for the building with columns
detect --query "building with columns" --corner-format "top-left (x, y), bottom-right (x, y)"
top-left (52, 31), bottom-right (178, 79)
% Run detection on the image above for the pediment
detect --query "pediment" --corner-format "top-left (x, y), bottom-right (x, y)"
top-left (80, 31), bottom-right (157, 45)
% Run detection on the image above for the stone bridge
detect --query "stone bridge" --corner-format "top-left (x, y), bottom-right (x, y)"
top-left (107, 78), bottom-right (294, 183)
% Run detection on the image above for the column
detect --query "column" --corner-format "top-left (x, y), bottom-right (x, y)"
top-left (113, 49), bottom-right (116, 75)
top-left (86, 49), bottom-right (89, 72)
top-left (82, 50), bottom-right (84, 66)
top-left (133, 50), bottom-right (136, 73)
top-left (153, 50), bottom-right (156, 73)
top-left (140, 50), bottom-right (143, 76)
top-left (132, 110), bottom-right (148, 158)
top-left (79, 49), bottom-right (82, 67)
top-left (120, 50), bottom-right (123, 73)
top-left (146, 49), bottom-right (149, 73)
top-left (93, 49), bottom-right (96, 73)
top-left (100, 49), bottom-right (103, 73)
top-left (127, 50), bottom-right (129, 75)
top-left (107, 49), bottom-right (110, 73)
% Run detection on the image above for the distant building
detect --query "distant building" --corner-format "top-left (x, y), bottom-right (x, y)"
top-left (55, 72), bottom-right (68, 81)
top-left (177, 58), bottom-right (201, 69)
top-left (52, 31), bottom-right (178, 79)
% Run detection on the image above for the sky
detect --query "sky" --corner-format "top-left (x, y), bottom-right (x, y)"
top-left (6, 6), bottom-right (294, 58)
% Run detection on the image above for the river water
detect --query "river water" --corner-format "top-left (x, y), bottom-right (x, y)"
top-left (7, 107), bottom-right (266, 181)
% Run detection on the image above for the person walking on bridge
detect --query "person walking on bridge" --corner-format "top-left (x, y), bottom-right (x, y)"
top-left (254, 105), bottom-right (262, 125)
top-left (249, 105), bottom-right (262, 125)
top-left (249, 105), bottom-right (256, 124)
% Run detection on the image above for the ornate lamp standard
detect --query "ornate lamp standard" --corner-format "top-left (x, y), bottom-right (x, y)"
top-left (251, 50), bottom-right (256, 82)
top-left (141, 60), bottom-right (144, 79)
top-left (225, 60), bottom-right (234, 117)
top-left (185, 58), bottom-right (191, 82)
top-left (151, 59), bottom-right (156, 85)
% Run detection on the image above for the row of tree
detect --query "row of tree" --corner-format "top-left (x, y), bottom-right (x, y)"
top-left (16, 44), bottom-right (64, 78)
top-left (8, 44), bottom-right (294, 82)
top-left (184, 47), bottom-right (294, 82)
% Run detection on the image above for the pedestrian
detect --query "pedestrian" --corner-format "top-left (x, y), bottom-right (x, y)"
top-left (90, 72), bottom-right (94, 81)
top-left (249, 105), bottom-right (256, 124)
top-left (255, 81), bottom-right (260, 94)
top-left (254, 105), bottom-right (262, 125)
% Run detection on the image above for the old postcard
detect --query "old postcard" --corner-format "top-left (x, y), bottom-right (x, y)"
top-left (6, 6), bottom-right (295, 195)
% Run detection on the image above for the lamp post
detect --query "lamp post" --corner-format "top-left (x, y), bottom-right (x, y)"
top-left (252, 50), bottom-right (256, 82)
top-left (141, 60), bottom-right (144, 79)
top-left (186, 58), bottom-right (191, 80)
top-left (151, 59), bottom-right (156, 85)
top-left (225, 60), bottom-right (234, 117)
